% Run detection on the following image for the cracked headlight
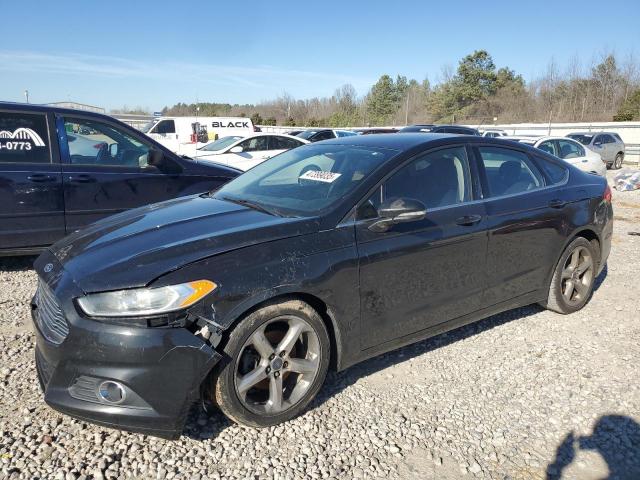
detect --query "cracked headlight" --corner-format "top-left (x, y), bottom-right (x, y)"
top-left (77, 280), bottom-right (217, 318)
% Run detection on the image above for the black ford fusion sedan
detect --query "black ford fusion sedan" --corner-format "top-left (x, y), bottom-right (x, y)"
top-left (32, 134), bottom-right (613, 439)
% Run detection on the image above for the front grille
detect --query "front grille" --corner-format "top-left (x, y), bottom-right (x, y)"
top-left (34, 280), bottom-right (69, 344)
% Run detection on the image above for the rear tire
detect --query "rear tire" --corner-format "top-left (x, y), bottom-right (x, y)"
top-left (542, 237), bottom-right (598, 314)
top-left (210, 299), bottom-right (330, 427)
top-left (614, 153), bottom-right (624, 170)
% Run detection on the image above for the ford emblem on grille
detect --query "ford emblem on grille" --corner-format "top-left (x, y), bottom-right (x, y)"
top-left (44, 263), bottom-right (53, 273)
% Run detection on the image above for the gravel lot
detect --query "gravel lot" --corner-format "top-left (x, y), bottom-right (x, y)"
top-left (1, 170), bottom-right (639, 480)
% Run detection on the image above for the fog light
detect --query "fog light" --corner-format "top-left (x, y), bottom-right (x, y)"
top-left (98, 381), bottom-right (126, 404)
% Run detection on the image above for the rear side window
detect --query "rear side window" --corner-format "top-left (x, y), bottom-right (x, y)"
top-left (478, 147), bottom-right (543, 197)
top-left (239, 136), bottom-right (269, 152)
top-left (613, 133), bottom-right (623, 143)
top-left (534, 155), bottom-right (569, 185)
top-left (0, 111), bottom-right (51, 164)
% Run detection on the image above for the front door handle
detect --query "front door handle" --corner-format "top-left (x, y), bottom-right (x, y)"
top-left (548, 199), bottom-right (567, 209)
top-left (455, 214), bottom-right (482, 226)
top-left (68, 174), bottom-right (96, 183)
top-left (27, 174), bottom-right (56, 183)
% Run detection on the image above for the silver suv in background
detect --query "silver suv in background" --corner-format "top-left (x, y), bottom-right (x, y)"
top-left (566, 132), bottom-right (626, 169)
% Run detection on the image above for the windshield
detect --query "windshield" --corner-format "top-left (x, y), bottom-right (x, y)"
top-left (567, 134), bottom-right (593, 145)
top-left (296, 130), bottom-right (321, 140)
top-left (214, 144), bottom-right (396, 216)
top-left (199, 136), bottom-right (244, 152)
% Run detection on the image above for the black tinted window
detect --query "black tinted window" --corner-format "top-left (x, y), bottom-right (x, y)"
top-left (534, 155), bottom-right (569, 185)
top-left (0, 111), bottom-right (51, 164)
top-left (271, 136), bottom-right (302, 150)
top-left (478, 147), bottom-right (543, 197)
top-left (153, 120), bottom-right (175, 134)
top-left (313, 131), bottom-right (335, 141)
top-left (384, 146), bottom-right (472, 209)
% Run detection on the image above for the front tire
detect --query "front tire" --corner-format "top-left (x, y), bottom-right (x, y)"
top-left (614, 153), bottom-right (624, 170)
top-left (210, 299), bottom-right (330, 427)
top-left (542, 237), bottom-right (597, 314)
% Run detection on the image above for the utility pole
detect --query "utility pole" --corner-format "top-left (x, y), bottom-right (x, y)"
top-left (404, 92), bottom-right (409, 126)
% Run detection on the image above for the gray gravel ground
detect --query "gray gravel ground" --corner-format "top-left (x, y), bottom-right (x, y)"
top-left (1, 170), bottom-right (639, 480)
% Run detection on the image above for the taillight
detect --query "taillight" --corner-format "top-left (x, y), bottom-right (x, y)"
top-left (93, 143), bottom-right (103, 149)
top-left (603, 184), bottom-right (612, 203)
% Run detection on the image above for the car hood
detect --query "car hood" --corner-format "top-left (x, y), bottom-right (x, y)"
top-left (49, 195), bottom-right (319, 293)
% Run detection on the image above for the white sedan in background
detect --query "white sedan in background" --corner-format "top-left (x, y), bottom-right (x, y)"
top-left (194, 133), bottom-right (308, 171)
top-left (508, 136), bottom-right (607, 176)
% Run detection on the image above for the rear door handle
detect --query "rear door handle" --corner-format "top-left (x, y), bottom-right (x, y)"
top-left (548, 199), bottom-right (567, 209)
top-left (68, 174), bottom-right (96, 183)
top-left (455, 214), bottom-right (482, 226)
top-left (27, 174), bottom-right (56, 183)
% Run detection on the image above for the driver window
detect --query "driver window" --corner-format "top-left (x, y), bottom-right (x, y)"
top-left (64, 118), bottom-right (151, 167)
top-left (383, 146), bottom-right (472, 209)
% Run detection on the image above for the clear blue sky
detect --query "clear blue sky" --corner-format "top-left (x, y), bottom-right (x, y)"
top-left (1, 0), bottom-right (639, 110)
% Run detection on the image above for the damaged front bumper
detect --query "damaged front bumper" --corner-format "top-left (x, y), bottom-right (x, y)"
top-left (31, 253), bottom-right (221, 439)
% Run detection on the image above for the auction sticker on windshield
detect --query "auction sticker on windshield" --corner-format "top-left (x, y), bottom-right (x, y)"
top-left (299, 171), bottom-right (342, 183)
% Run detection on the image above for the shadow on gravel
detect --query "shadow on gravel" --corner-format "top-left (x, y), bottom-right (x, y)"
top-left (0, 256), bottom-right (37, 272)
top-left (312, 302), bottom-right (545, 410)
top-left (183, 403), bottom-right (233, 440)
top-left (546, 415), bottom-right (640, 480)
top-left (593, 263), bottom-right (608, 292)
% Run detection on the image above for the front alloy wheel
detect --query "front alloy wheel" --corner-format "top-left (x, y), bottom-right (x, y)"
top-left (210, 299), bottom-right (330, 427)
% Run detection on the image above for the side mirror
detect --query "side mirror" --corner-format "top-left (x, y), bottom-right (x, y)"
top-left (229, 146), bottom-right (243, 153)
top-left (109, 143), bottom-right (118, 157)
top-left (594, 141), bottom-right (602, 147)
top-left (148, 148), bottom-right (165, 167)
top-left (369, 198), bottom-right (427, 233)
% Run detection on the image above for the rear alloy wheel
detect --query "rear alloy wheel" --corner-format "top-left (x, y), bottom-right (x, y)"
top-left (542, 237), bottom-right (597, 314)
top-left (614, 153), bottom-right (624, 170)
top-left (211, 299), bottom-right (330, 427)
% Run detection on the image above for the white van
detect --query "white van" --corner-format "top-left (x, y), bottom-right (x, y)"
top-left (145, 116), bottom-right (255, 155)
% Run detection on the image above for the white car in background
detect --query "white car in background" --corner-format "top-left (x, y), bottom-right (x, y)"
top-left (508, 136), bottom-right (607, 176)
top-left (194, 133), bottom-right (308, 171)
top-left (481, 129), bottom-right (508, 138)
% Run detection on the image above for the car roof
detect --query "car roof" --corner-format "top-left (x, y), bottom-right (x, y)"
top-left (315, 132), bottom-right (504, 151)
top-left (0, 101), bottom-right (116, 119)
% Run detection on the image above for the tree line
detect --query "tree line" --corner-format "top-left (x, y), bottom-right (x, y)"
top-left (114, 50), bottom-right (640, 127)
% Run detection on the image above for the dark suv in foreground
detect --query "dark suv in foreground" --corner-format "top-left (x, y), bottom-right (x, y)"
top-left (32, 134), bottom-right (612, 438)
top-left (0, 102), bottom-right (240, 255)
